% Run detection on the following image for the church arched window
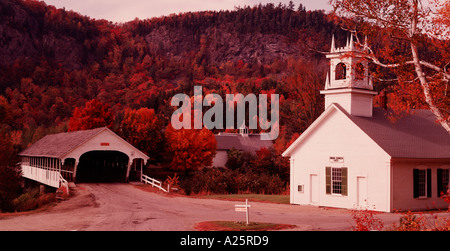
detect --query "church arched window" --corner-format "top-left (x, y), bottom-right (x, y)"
top-left (335, 63), bottom-right (347, 80)
top-left (355, 63), bottom-right (365, 80)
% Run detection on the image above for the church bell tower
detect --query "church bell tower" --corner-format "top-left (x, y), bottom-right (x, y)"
top-left (320, 34), bottom-right (378, 117)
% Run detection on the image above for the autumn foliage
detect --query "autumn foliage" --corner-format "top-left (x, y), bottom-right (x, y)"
top-left (0, 113), bottom-right (22, 212)
top-left (120, 108), bottom-right (164, 163)
top-left (331, 0), bottom-right (450, 131)
top-left (0, 0), bottom-right (449, 208)
top-left (164, 124), bottom-right (217, 173)
top-left (0, 0), bottom-right (342, 151)
top-left (68, 99), bottom-right (114, 131)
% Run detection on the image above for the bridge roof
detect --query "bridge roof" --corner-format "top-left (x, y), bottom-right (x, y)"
top-left (19, 127), bottom-right (149, 161)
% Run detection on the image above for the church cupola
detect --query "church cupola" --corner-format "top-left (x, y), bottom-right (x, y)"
top-left (320, 34), bottom-right (378, 117)
top-left (238, 122), bottom-right (249, 137)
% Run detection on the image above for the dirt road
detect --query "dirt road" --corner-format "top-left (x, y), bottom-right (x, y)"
top-left (0, 183), bottom-right (403, 231)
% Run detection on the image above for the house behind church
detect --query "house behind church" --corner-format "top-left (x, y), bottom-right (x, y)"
top-left (212, 128), bottom-right (273, 167)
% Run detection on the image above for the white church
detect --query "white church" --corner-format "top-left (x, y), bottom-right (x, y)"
top-left (282, 35), bottom-right (450, 212)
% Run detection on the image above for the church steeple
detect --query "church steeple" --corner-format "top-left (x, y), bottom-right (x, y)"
top-left (324, 34), bottom-right (373, 91)
top-left (320, 34), bottom-right (378, 117)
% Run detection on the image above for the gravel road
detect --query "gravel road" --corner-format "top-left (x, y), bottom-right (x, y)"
top-left (0, 183), bottom-right (404, 231)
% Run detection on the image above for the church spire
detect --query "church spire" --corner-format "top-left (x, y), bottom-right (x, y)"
top-left (320, 34), bottom-right (378, 117)
top-left (330, 34), bottom-right (336, 53)
top-left (349, 33), bottom-right (354, 50)
top-left (324, 72), bottom-right (330, 90)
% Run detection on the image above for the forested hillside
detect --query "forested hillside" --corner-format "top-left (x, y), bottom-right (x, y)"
top-left (0, 0), bottom-right (439, 160)
top-left (0, 0), bottom-right (348, 149)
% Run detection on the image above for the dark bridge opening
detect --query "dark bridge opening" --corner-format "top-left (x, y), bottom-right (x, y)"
top-left (76, 151), bottom-right (129, 182)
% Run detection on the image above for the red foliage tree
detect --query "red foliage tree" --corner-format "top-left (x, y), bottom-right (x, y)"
top-left (0, 128), bottom-right (22, 212)
top-left (0, 96), bottom-right (12, 125)
top-left (165, 124), bottom-right (217, 173)
top-left (68, 99), bottom-right (114, 131)
top-left (120, 108), bottom-right (164, 163)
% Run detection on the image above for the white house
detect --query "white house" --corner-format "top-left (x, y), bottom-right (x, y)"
top-left (282, 35), bottom-right (450, 213)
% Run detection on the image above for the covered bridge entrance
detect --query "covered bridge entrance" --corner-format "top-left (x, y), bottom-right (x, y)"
top-left (77, 151), bottom-right (129, 182)
top-left (19, 127), bottom-right (149, 188)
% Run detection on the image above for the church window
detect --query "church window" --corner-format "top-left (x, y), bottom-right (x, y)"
top-left (326, 167), bottom-right (348, 196)
top-left (437, 168), bottom-right (449, 197)
top-left (413, 169), bottom-right (431, 198)
top-left (335, 63), bottom-right (347, 80)
top-left (355, 63), bottom-right (365, 80)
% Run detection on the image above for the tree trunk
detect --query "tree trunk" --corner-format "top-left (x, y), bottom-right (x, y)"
top-left (410, 42), bottom-right (450, 132)
top-left (409, 1), bottom-right (450, 133)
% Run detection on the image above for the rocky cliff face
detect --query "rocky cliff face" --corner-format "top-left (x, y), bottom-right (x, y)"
top-left (0, 0), bottom-right (90, 68)
top-left (0, 0), bottom-right (337, 72)
top-left (144, 25), bottom-right (302, 65)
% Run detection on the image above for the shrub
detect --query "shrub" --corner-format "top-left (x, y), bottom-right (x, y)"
top-left (164, 173), bottom-right (180, 191)
top-left (12, 188), bottom-right (56, 212)
top-left (12, 189), bottom-right (40, 212)
top-left (236, 172), bottom-right (285, 194)
top-left (226, 148), bottom-right (255, 172)
top-left (180, 168), bottom-right (287, 195)
top-left (351, 192), bottom-right (450, 231)
top-left (0, 165), bottom-right (22, 212)
top-left (181, 168), bottom-right (237, 195)
top-left (351, 207), bottom-right (384, 231)
top-left (390, 211), bottom-right (450, 231)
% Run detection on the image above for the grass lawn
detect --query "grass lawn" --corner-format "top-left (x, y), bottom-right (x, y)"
top-left (135, 184), bottom-right (290, 204)
top-left (195, 193), bottom-right (290, 204)
top-left (195, 221), bottom-right (297, 231)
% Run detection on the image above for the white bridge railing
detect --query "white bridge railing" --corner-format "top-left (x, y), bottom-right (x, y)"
top-left (22, 164), bottom-right (71, 195)
top-left (141, 174), bottom-right (169, 193)
top-left (59, 173), bottom-right (70, 196)
top-left (21, 164), bottom-right (60, 188)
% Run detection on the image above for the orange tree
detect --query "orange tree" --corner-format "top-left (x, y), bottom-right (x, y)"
top-left (331, 0), bottom-right (450, 133)
top-left (120, 108), bottom-right (164, 163)
top-left (68, 99), bottom-right (114, 131)
top-left (164, 124), bottom-right (216, 174)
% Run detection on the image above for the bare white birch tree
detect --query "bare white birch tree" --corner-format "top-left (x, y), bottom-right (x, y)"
top-left (331, 0), bottom-right (450, 133)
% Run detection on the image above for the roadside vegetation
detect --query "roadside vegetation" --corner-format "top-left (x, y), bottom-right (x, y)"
top-left (352, 194), bottom-right (450, 231)
top-left (195, 221), bottom-right (297, 231)
top-left (146, 147), bottom-right (289, 196)
top-left (196, 194), bottom-right (289, 204)
top-left (11, 188), bottom-right (56, 212)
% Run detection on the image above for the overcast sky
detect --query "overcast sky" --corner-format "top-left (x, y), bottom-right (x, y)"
top-left (42, 0), bottom-right (333, 23)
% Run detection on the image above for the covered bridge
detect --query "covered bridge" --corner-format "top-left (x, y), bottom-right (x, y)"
top-left (19, 127), bottom-right (149, 188)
